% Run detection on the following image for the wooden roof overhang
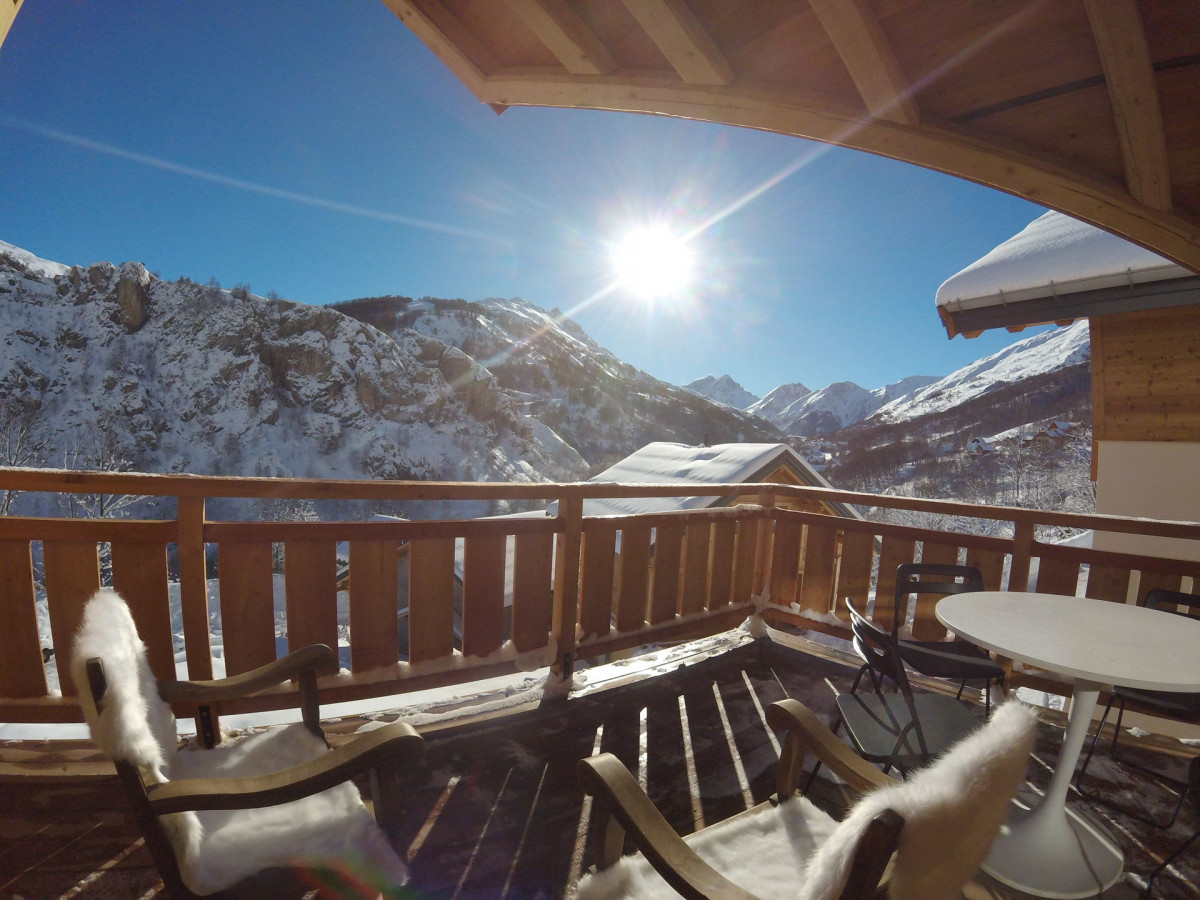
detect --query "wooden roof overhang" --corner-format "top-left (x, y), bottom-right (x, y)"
top-left (383, 0), bottom-right (1200, 276)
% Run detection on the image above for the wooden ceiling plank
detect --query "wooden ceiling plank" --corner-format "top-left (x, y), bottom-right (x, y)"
top-left (1, 0), bottom-right (25, 53)
top-left (381, 0), bottom-right (495, 98)
top-left (808, 0), bottom-right (919, 126)
top-left (506, 0), bottom-right (618, 75)
top-left (1083, 0), bottom-right (1172, 210)
top-left (620, 0), bottom-right (733, 86)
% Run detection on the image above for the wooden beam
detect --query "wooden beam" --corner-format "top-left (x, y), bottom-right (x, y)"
top-left (808, 0), bottom-right (919, 127)
top-left (382, 0), bottom-right (494, 99)
top-left (477, 73), bottom-right (1200, 274)
top-left (0, 0), bottom-right (24, 54)
top-left (1083, 0), bottom-right (1172, 211)
top-left (621, 0), bottom-right (732, 86)
top-left (506, 0), bottom-right (617, 75)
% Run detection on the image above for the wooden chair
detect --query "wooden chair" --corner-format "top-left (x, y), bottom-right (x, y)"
top-left (575, 698), bottom-right (1037, 900)
top-left (71, 589), bottom-right (424, 898)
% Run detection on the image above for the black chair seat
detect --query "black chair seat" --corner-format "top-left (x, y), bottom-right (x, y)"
top-left (836, 690), bottom-right (981, 771)
top-left (1112, 686), bottom-right (1200, 721)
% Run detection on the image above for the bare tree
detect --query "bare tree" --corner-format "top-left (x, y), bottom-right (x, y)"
top-left (57, 421), bottom-right (140, 520)
top-left (0, 397), bottom-right (52, 515)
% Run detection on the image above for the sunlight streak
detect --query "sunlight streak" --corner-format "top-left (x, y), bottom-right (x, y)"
top-left (1, 116), bottom-right (504, 244)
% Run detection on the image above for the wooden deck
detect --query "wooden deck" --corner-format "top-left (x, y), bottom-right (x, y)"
top-left (3, 630), bottom-right (1199, 899)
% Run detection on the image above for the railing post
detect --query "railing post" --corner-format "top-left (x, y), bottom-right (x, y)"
top-left (1009, 519), bottom-right (1035, 592)
top-left (754, 492), bottom-right (776, 596)
top-left (177, 495), bottom-right (213, 681)
top-left (552, 493), bottom-right (582, 682)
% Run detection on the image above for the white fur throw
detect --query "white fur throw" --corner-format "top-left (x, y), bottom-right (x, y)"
top-left (71, 589), bottom-right (409, 896)
top-left (573, 700), bottom-right (1037, 900)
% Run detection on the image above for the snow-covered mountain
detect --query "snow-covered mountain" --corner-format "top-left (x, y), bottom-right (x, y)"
top-left (684, 374), bottom-right (759, 409)
top-left (0, 241), bottom-right (586, 518)
top-left (871, 320), bottom-right (1090, 424)
top-left (336, 296), bottom-right (781, 471)
top-left (746, 382), bottom-right (811, 423)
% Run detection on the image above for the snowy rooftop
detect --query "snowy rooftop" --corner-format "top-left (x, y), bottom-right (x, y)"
top-left (571, 442), bottom-right (828, 517)
top-left (936, 211), bottom-right (1190, 313)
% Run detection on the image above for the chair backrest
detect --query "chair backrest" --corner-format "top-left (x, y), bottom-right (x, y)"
top-left (845, 597), bottom-right (930, 757)
top-left (1145, 588), bottom-right (1200, 617)
top-left (892, 564), bottom-right (983, 639)
top-left (70, 589), bottom-right (179, 774)
top-left (800, 700), bottom-right (1038, 900)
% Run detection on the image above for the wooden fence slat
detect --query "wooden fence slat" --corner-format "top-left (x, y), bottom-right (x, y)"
top-left (284, 541), bottom-right (339, 654)
top-left (616, 525), bottom-right (652, 632)
top-left (217, 542), bottom-right (277, 676)
top-left (1035, 556), bottom-right (1081, 597)
top-left (732, 518), bottom-right (758, 607)
top-left (650, 524), bottom-right (683, 624)
top-left (177, 495), bottom-right (212, 682)
top-left (799, 525), bottom-right (838, 615)
top-left (579, 527), bottom-right (616, 639)
top-left (909, 542), bottom-right (960, 640)
top-left (966, 548), bottom-right (1006, 592)
top-left (1085, 564), bottom-right (1131, 603)
top-left (680, 522), bottom-right (711, 615)
top-left (0, 540), bottom-right (48, 698)
top-left (111, 542), bottom-right (175, 681)
top-left (408, 538), bottom-right (457, 664)
top-left (836, 530), bottom-right (875, 620)
top-left (462, 533), bottom-right (506, 658)
top-left (349, 540), bottom-right (400, 671)
top-left (708, 520), bottom-right (736, 610)
top-left (873, 537), bottom-right (916, 632)
top-left (769, 518), bottom-right (803, 608)
top-left (512, 531), bottom-right (553, 652)
top-left (43, 541), bottom-right (101, 697)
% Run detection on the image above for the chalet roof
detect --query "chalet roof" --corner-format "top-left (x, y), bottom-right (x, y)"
top-left (937, 211), bottom-right (1200, 337)
top-left (573, 441), bottom-right (855, 518)
top-left (382, 1), bottom-right (1200, 280)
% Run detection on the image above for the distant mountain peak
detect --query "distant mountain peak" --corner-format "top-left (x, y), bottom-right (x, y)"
top-left (684, 374), bottom-right (759, 410)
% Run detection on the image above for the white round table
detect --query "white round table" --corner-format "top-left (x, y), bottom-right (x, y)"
top-left (937, 591), bottom-right (1200, 899)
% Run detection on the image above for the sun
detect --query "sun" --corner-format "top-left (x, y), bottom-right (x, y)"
top-left (610, 225), bottom-right (696, 300)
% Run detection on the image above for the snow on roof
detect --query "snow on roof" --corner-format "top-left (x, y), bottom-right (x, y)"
top-left (574, 442), bottom-right (824, 517)
top-left (936, 211), bottom-right (1190, 313)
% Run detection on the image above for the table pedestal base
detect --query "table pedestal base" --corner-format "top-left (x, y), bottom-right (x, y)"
top-left (983, 789), bottom-right (1123, 899)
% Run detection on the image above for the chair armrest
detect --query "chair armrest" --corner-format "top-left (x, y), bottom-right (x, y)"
top-left (578, 753), bottom-right (759, 900)
top-left (145, 722), bottom-right (423, 814)
top-left (157, 644), bottom-right (340, 704)
top-left (766, 699), bottom-right (896, 796)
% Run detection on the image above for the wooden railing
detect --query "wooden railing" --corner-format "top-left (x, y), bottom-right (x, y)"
top-left (2, 468), bottom-right (1199, 728)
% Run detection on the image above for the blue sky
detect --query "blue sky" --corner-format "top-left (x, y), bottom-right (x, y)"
top-left (0, 1), bottom-right (1048, 398)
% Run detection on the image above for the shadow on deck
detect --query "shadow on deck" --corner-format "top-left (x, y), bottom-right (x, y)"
top-left (3, 631), bottom-right (1199, 899)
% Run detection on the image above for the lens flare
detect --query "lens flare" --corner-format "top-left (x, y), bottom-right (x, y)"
top-left (610, 225), bottom-right (695, 300)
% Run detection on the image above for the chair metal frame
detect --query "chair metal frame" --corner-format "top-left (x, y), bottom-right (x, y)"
top-left (892, 563), bottom-right (1005, 715)
top-left (1074, 588), bottom-right (1200, 831)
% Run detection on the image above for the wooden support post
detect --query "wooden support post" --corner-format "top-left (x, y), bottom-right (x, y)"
top-left (177, 495), bottom-right (213, 738)
top-left (552, 494), bottom-right (582, 682)
top-left (1009, 520), bottom-right (1035, 593)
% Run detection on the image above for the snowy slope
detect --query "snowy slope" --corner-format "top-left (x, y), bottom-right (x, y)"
top-left (684, 374), bottom-right (759, 409)
top-left (336, 295), bottom-right (782, 470)
top-left (746, 382), bottom-right (811, 422)
top-left (871, 321), bottom-right (1090, 424)
top-left (0, 243), bottom-right (586, 518)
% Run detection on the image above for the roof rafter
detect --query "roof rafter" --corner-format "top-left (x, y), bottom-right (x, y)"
top-left (506, 0), bottom-right (617, 76)
top-left (1083, 0), bottom-right (1172, 210)
top-left (620, 0), bottom-right (733, 86)
top-left (381, 0), bottom-right (495, 99)
top-left (808, 0), bottom-right (919, 126)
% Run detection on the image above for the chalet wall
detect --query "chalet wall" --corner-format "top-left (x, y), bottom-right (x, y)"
top-left (1094, 440), bottom-right (1200, 563)
top-left (1091, 306), bottom-right (1200, 443)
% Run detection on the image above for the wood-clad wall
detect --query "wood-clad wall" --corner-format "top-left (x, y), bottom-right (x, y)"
top-left (1091, 305), bottom-right (1200, 443)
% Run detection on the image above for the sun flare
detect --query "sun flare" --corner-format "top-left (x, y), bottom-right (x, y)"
top-left (610, 225), bottom-right (696, 300)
